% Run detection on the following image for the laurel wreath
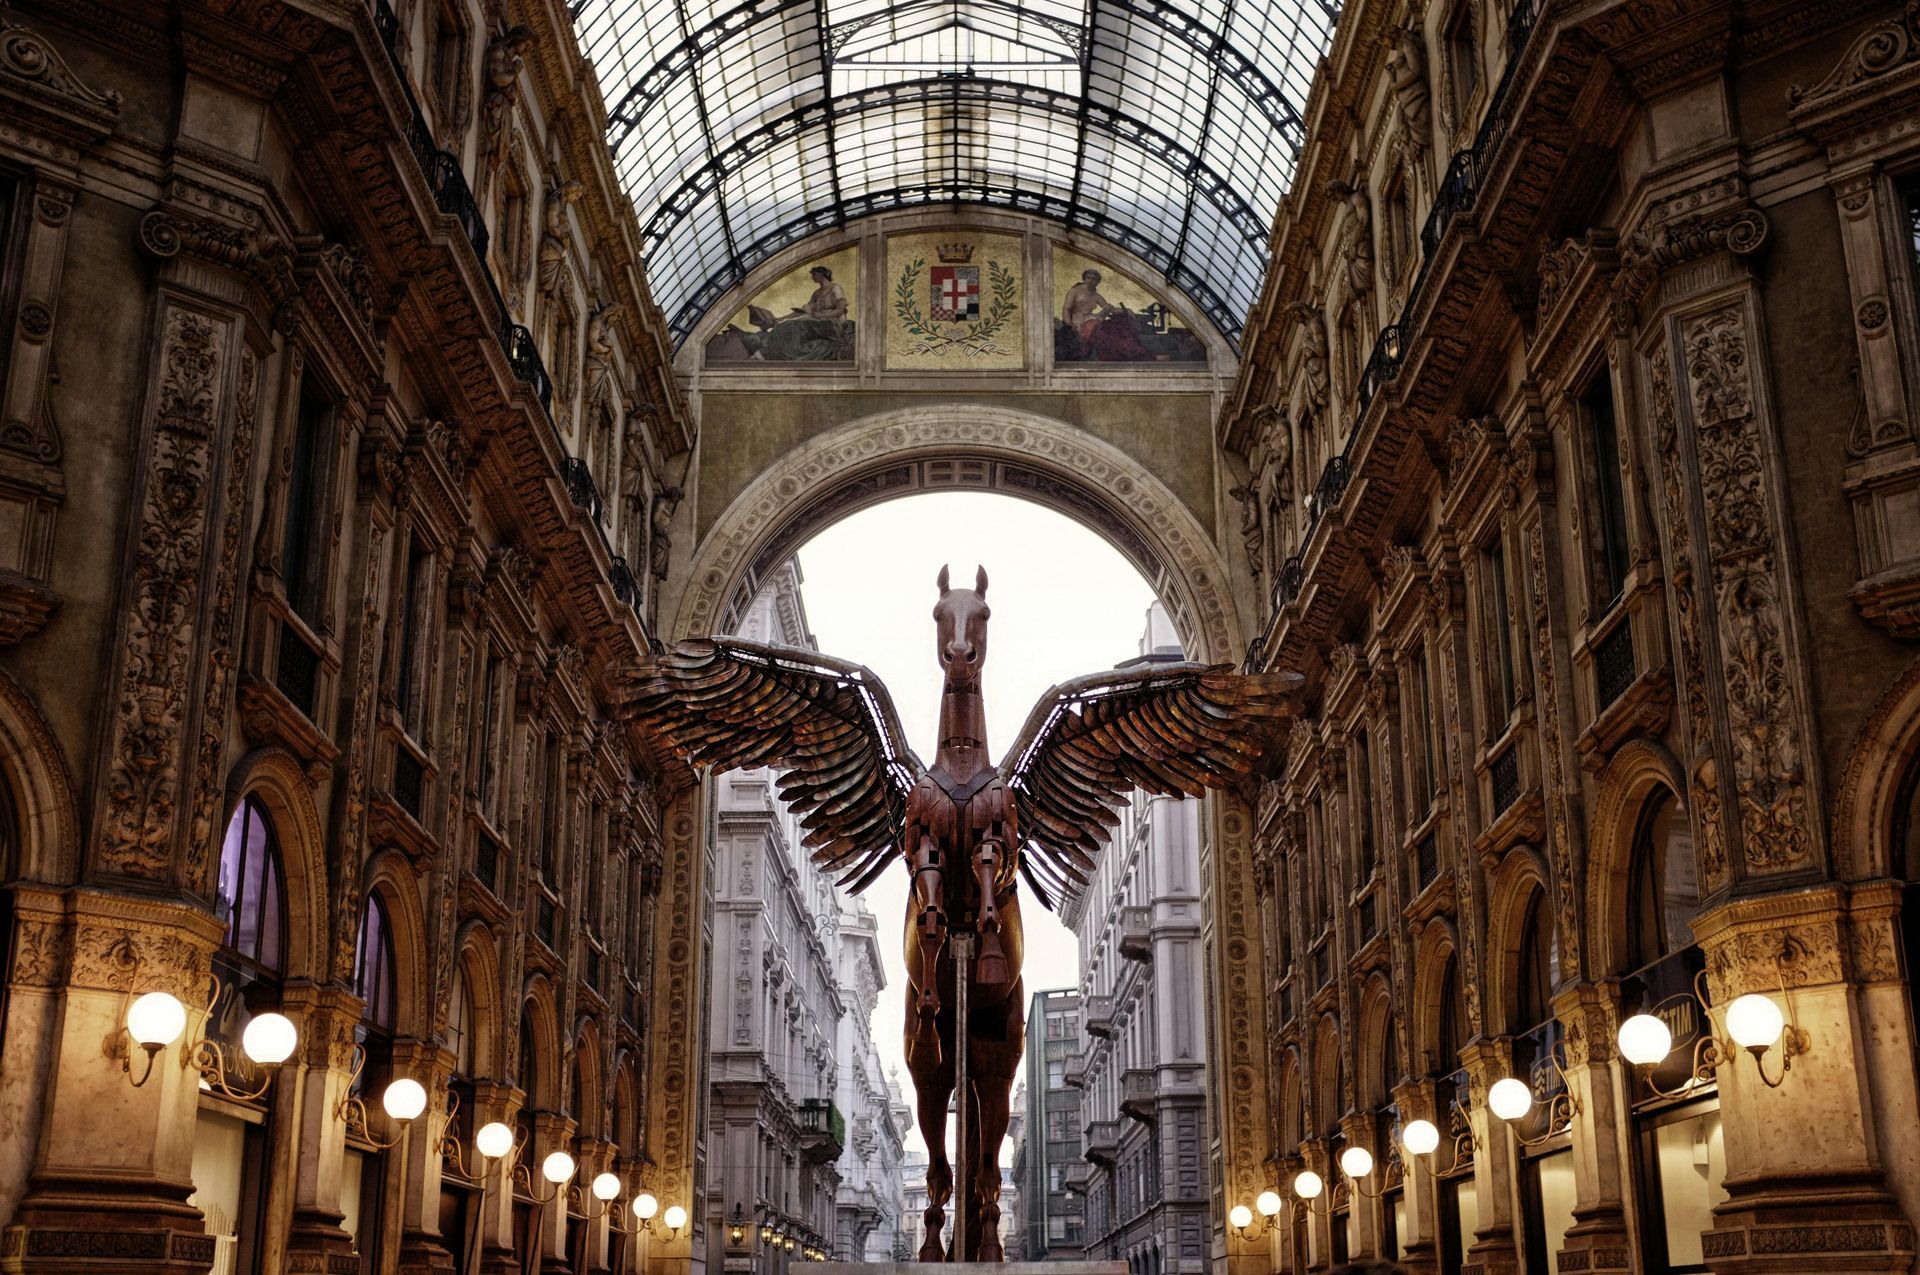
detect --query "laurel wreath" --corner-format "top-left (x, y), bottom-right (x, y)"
top-left (892, 257), bottom-right (1018, 357)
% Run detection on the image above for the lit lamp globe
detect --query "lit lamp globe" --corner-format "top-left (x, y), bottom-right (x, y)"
top-left (1617, 1014), bottom-right (1673, 1068)
top-left (241, 1013), bottom-right (298, 1066)
top-left (541, 1151), bottom-right (576, 1185)
top-left (1401, 1119), bottom-right (1440, 1157)
top-left (664, 1206), bottom-right (689, 1233)
top-left (1293, 1170), bottom-right (1324, 1201)
top-left (592, 1172), bottom-right (622, 1202)
top-left (1228, 1204), bottom-right (1254, 1231)
top-left (1256, 1189), bottom-right (1283, 1218)
top-left (1726, 994), bottom-right (1785, 1050)
top-left (633, 1192), bottom-right (660, 1221)
top-left (382, 1078), bottom-right (428, 1122)
top-left (1339, 1146), bottom-right (1374, 1180)
top-left (127, 991), bottom-right (187, 1048)
top-left (475, 1121), bottom-right (515, 1160)
top-left (1488, 1077), bottom-right (1533, 1122)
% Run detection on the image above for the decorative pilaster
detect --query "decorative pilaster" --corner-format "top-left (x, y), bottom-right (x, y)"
top-left (1549, 985), bottom-right (1632, 1275)
top-left (1456, 1042), bottom-right (1519, 1275)
top-left (0, 888), bottom-right (224, 1275)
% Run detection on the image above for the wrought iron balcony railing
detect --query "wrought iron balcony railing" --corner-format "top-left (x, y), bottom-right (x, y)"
top-left (562, 456), bottom-right (603, 521)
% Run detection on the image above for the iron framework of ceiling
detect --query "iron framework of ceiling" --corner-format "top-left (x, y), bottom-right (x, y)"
top-left (574, 0), bottom-right (1339, 347)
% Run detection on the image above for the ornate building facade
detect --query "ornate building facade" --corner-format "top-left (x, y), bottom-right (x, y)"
top-left (703, 566), bottom-right (846, 1271)
top-left (0, 1), bottom-right (693, 1273)
top-left (1063, 605), bottom-right (1213, 1275)
top-left (829, 902), bottom-right (909, 1264)
top-left (1018, 987), bottom-right (1087, 1262)
top-left (1223, 0), bottom-right (1920, 1271)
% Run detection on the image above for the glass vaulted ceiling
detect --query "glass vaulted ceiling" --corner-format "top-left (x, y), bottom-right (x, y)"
top-left (575, 0), bottom-right (1339, 346)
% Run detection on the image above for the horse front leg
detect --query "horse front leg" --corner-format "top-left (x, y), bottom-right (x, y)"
top-left (973, 836), bottom-right (1010, 986)
top-left (912, 831), bottom-right (946, 1054)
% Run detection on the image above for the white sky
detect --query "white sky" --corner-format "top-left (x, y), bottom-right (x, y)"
top-left (794, 492), bottom-right (1158, 1156)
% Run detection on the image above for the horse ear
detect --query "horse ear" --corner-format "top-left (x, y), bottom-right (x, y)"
top-left (937, 565), bottom-right (950, 595)
top-left (975, 565), bottom-right (989, 598)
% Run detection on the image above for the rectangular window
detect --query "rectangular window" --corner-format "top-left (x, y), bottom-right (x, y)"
top-left (1636, 1102), bottom-right (1729, 1272)
top-left (1586, 371), bottom-right (1631, 606)
top-left (1354, 731), bottom-right (1375, 880)
top-left (1446, 3), bottom-right (1478, 123)
top-left (1901, 174), bottom-right (1920, 300)
top-left (1484, 537), bottom-right (1518, 730)
top-left (476, 653), bottom-right (502, 814)
top-left (541, 735), bottom-right (562, 884)
top-left (394, 539), bottom-right (432, 736)
top-left (282, 381), bottom-right (331, 622)
top-left (1409, 646), bottom-right (1439, 813)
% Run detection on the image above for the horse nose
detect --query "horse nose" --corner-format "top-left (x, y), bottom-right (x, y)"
top-left (946, 641), bottom-right (974, 663)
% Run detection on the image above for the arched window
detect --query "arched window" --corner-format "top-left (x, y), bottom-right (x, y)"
top-left (216, 796), bottom-right (285, 973)
top-left (1514, 891), bottom-right (1556, 1033)
top-left (353, 892), bottom-right (396, 1031)
top-left (1626, 791), bottom-right (1698, 972)
top-left (1436, 953), bottom-right (1464, 1072)
top-left (447, 965), bottom-right (474, 1076)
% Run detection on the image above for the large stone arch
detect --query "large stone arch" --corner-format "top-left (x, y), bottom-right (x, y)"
top-left (1833, 652), bottom-right (1920, 883)
top-left (1485, 843), bottom-right (1553, 1036)
top-left (0, 666), bottom-right (79, 887)
top-left (669, 405), bottom-right (1244, 663)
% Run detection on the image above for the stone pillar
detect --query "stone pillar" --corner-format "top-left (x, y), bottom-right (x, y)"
top-left (1390, 1078), bottom-right (1440, 1275)
top-left (1339, 1112), bottom-right (1380, 1260)
top-left (1692, 888), bottom-right (1915, 1273)
top-left (0, 889), bottom-right (224, 1274)
top-left (395, 1041), bottom-right (457, 1275)
top-left (576, 1139), bottom-right (618, 1275)
top-left (531, 1112), bottom-right (577, 1274)
top-left (470, 1084), bottom-right (522, 1275)
top-left (1551, 985), bottom-right (1632, 1275)
top-left (1458, 1042), bottom-right (1520, 1275)
top-left (276, 983), bottom-right (363, 1275)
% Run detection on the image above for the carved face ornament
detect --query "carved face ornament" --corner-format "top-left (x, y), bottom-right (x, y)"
top-left (932, 564), bottom-right (990, 681)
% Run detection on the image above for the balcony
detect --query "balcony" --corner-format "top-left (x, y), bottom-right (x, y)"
top-left (1119, 1067), bottom-right (1156, 1125)
top-left (797, 1099), bottom-right (845, 1162)
top-left (1063, 1058), bottom-right (1088, 1089)
top-left (1084, 995), bottom-right (1115, 1038)
top-left (1084, 1119), bottom-right (1121, 1167)
top-left (1118, 906), bottom-right (1151, 962)
top-left (1063, 1162), bottom-right (1093, 1194)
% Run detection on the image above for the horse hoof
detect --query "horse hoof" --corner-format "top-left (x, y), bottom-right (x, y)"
top-left (977, 951), bottom-right (1009, 985)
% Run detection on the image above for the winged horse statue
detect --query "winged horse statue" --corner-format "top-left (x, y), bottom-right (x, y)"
top-left (619, 566), bottom-right (1300, 1261)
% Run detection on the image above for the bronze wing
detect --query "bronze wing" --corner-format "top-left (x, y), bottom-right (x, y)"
top-left (999, 662), bottom-right (1302, 909)
top-left (617, 637), bottom-right (923, 893)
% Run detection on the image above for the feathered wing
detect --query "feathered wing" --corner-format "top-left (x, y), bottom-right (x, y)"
top-left (616, 637), bottom-right (923, 893)
top-left (1000, 662), bottom-right (1303, 909)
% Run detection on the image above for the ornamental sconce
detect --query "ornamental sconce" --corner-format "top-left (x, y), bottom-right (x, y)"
top-left (1398, 1103), bottom-right (1478, 1179)
top-left (116, 984), bottom-right (299, 1097)
top-left (442, 1111), bottom-right (525, 1186)
top-left (1334, 1146), bottom-right (1388, 1199)
top-left (1228, 1188), bottom-right (1287, 1237)
top-left (1484, 1042), bottom-right (1581, 1149)
top-left (612, 1192), bottom-right (687, 1241)
top-left (336, 1044), bottom-right (429, 1150)
top-left (1615, 960), bottom-right (1808, 1093)
top-left (729, 1204), bottom-right (748, 1247)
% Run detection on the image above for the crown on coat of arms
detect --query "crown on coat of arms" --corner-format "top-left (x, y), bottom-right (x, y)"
top-left (935, 242), bottom-right (975, 264)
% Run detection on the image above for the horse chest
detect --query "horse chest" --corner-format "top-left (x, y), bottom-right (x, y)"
top-left (909, 771), bottom-right (1012, 844)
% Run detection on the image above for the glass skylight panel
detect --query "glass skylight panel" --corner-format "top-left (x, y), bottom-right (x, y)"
top-left (578, 0), bottom-right (1338, 346)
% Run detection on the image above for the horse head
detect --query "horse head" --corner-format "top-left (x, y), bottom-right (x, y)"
top-left (932, 564), bottom-right (990, 682)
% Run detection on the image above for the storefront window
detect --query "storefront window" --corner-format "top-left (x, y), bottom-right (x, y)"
top-left (1523, 1148), bottom-right (1577, 1273)
top-left (1640, 1102), bottom-right (1729, 1271)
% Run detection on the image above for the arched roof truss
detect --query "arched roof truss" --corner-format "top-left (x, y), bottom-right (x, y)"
top-left (574, 0), bottom-right (1338, 345)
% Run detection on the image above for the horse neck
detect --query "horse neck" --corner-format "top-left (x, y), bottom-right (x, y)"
top-left (935, 674), bottom-right (990, 777)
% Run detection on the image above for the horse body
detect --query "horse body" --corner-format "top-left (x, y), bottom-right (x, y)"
top-left (904, 567), bottom-right (1026, 1262)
